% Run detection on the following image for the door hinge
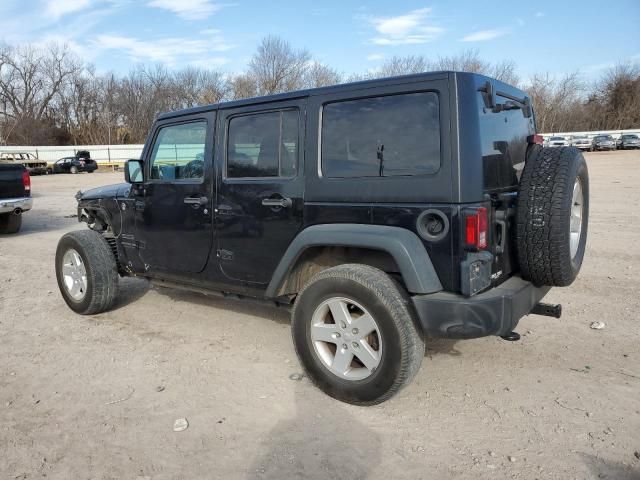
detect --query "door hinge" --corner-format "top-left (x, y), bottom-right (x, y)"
top-left (217, 249), bottom-right (233, 261)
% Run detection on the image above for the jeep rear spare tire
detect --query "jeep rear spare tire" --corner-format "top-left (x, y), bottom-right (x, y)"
top-left (291, 264), bottom-right (424, 405)
top-left (516, 146), bottom-right (589, 287)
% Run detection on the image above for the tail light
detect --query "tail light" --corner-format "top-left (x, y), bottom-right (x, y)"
top-left (465, 207), bottom-right (487, 249)
top-left (527, 134), bottom-right (544, 145)
top-left (22, 170), bottom-right (31, 193)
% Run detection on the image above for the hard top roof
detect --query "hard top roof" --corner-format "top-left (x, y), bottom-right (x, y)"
top-left (158, 70), bottom-right (471, 121)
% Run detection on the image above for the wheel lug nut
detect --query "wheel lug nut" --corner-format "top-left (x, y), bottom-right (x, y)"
top-left (342, 343), bottom-right (347, 350)
top-left (352, 342), bottom-right (359, 348)
top-left (340, 321), bottom-right (346, 329)
top-left (352, 328), bottom-right (359, 335)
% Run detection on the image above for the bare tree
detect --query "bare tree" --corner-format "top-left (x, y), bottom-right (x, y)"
top-left (0, 43), bottom-right (81, 143)
top-left (594, 62), bottom-right (640, 130)
top-left (304, 62), bottom-right (342, 88)
top-left (249, 35), bottom-right (310, 95)
top-left (378, 55), bottom-right (429, 77)
top-left (173, 67), bottom-right (229, 107)
top-left (1, 37), bottom-right (638, 147)
top-left (524, 72), bottom-right (584, 133)
top-left (229, 73), bottom-right (257, 100)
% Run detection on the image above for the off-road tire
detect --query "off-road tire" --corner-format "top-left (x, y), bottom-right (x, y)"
top-left (291, 264), bottom-right (424, 405)
top-left (517, 146), bottom-right (589, 287)
top-left (0, 212), bottom-right (22, 234)
top-left (55, 230), bottom-right (119, 314)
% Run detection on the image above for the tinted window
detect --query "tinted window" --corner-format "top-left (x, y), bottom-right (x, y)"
top-left (227, 110), bottom-right (298, 178)
top-left (321, 92), bottom-right (440, 178)
top-left (149, 121), bottom-right (207, 181)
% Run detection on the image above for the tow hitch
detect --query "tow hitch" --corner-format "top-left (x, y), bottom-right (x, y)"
top-left (531, 302), bottom-right (562, 318)
top-left (501, 302), bottom-right (563, 341)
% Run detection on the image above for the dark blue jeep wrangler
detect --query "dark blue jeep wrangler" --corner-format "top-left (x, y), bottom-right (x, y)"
top-left (55, 72), bottom-right (589, 405)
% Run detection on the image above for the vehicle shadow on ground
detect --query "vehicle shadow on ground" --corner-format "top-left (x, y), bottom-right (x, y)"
top-left (581, 453), bottom-right (640, 480)
top-left (153, 286), bottom-right (466, 357)
top-left (154, 286), bottom-right (292, 325)
top-left (14, 217), bottom-right (78, 236)
top-left (425, 338), bottom-right (462, 357)
top-left (111, 277), bottom-right (151, 311)
top-left (246, 385), bottom-right (382, 480)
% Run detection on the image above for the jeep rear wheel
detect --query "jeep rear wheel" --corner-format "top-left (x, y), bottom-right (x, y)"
top-left (517, 146), bottom-right (589, 287)
top-left (55, 230), bottom-right (119, 314)
top-left (291, 264), bottom-right (424, 405)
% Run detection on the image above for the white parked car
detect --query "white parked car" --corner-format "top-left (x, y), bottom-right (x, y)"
top-left (546, 136), bottom-right (570, 147)
top-left (570, 135), bottom-right (591, 150)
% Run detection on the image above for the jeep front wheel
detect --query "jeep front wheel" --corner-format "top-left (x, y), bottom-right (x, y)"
top-left (291, 264), bottom-right (424, 405)
top-left (55, 230), bottom-right (119, 314)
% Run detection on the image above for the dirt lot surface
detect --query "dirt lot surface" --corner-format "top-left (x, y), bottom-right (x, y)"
top-left (1, 150), bottom-right (639, 480)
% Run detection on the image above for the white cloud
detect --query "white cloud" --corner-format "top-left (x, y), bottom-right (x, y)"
top-left (535, 11), bottom-right (545, 17)
top-left (460, 28), bottom-right (510, 42)
top-left (93, 33), bottom-right (232, 65)
top-left (366, 53), bottom-right (384, 61)
top-left (365, 8), bottom-right (444, 46)
top-left (45, 0), bottom-right (92, 19)
top-left (146, 0), bottom-right (226, 20)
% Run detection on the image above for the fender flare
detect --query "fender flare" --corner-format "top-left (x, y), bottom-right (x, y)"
top-left (265, 224), bottom-right (443, 297)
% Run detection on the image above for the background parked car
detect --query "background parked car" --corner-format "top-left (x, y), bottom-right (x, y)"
top-left (546, 136), bottom-right (569, 147)
top-left (591, 134), bottom-right (616, 151)
top-left (570, 135), bottom-right (591, 150)
top-left (0, 152), bottom-right (48, 175)
top-left (48, 156), bottom-right (97, 174)
top-left (616, 133), bottom-right (640, 150)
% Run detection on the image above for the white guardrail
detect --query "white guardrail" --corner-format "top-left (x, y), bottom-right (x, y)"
top-left (0, 144), bottom-right (144, 164)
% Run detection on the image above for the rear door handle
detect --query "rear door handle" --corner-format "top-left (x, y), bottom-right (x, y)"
top-left (261, 197), bottom-right (292, 208)
top-left (184, 196), bottom-right (208, 206)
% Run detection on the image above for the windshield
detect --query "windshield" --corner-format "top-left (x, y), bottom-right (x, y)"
top-left (596, 135), bottom-right (612, 141)
top-left (550, 137), bottom-right (565, 141)
top-left (573, 135), bottom-right (587, 139)
top-left (623, 135), bottom-right (638, 139)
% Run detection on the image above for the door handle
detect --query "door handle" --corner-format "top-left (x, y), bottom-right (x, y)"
top-left (262, 197), bottom-right (292, 208)
top-left (184, 196), bottom-right (208, 206)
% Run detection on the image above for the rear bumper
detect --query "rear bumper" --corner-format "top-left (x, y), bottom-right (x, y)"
top-left (0, 196), bottom-right (33, 214)
top-left (412, 276), bottom-right (550, 339)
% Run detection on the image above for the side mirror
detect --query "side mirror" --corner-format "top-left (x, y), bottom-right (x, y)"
top-left (125, 159), bottom-right (143, 183)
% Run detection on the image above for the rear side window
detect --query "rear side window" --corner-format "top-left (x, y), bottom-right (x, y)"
top-left (227, 110), bottom-right (298, 178)
top-left (321, 92), bottom-right (440, 178)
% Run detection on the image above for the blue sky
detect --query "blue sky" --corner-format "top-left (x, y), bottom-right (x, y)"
top-left (1, 0), bottom-right (639, 81)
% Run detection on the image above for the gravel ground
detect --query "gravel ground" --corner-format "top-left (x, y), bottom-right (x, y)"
top-left (1, 150), bottom-right (639, 480)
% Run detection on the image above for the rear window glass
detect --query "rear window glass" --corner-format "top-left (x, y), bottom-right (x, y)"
top-left (321, 92), bottom-right (440, 178)
top-left (227, 110), bottom-right (298, 178)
